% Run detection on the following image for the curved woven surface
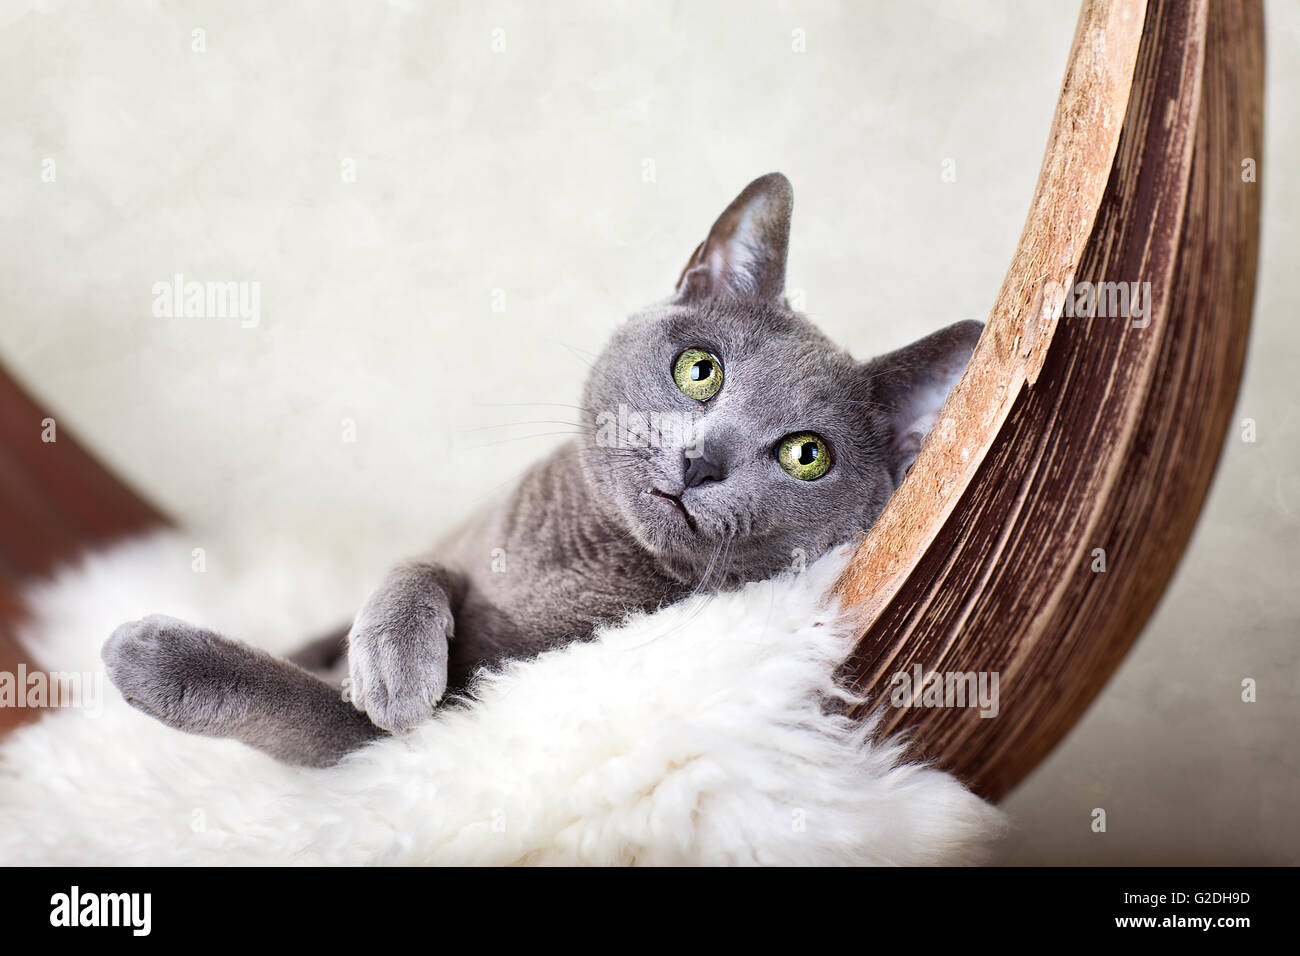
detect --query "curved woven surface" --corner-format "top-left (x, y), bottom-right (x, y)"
top-left (837, 0), bottom-right (1262, 800)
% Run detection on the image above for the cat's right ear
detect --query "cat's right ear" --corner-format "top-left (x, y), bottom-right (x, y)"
top-left (673, 173), bottom-right (793, 305)
top-left (861, 319), bottom-right (984, 485)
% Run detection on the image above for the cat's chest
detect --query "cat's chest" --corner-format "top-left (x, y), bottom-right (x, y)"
top-left (435, 460), bottom-right (685, 685)
top-left (466, 534), bottom-right (679, 639)
top-left (444, 549), bottom-right (682, 690)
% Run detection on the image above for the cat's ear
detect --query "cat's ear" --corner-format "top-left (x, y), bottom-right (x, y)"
top-left (674, 172), bottom-right (793, 304)
top-left (862, 320), bottom-right (984, 484)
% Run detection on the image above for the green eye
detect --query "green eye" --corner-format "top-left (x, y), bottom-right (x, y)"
top-left (672, 348), bottom-right (723, 402)
top-left (776, 433), bottom-right (831, 481)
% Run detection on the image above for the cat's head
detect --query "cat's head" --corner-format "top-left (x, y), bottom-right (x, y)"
top-left (581, 173), bottom-right (981, 584)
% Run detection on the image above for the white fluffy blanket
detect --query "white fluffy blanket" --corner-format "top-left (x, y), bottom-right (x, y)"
top-left (0, 533), bottom-right (1004, 865)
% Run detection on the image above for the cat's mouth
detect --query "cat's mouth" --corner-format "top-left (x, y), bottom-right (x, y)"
top-left (645, 487), bottom-right (697, 534)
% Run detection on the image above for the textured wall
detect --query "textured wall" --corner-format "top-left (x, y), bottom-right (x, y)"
top-left (0, 0), bottom-right (1294, 863)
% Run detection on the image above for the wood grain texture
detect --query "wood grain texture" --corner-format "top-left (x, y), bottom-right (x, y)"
top-left (837, 0), bottom-right (1263, 801)
top-left (0, 361), bottom-right (168, 732)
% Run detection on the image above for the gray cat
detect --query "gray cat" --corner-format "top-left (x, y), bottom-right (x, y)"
top-left (101, 173), bottom-right (981, 767)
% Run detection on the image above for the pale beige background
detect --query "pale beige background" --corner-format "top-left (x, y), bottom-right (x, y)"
top-left (0, 0), bottom-right (1295, 863)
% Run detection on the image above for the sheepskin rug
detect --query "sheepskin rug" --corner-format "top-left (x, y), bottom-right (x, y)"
top-left (0, 532), bottom-right (1004, 865)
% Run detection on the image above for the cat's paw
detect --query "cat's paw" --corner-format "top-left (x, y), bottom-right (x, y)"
top-left (346, 603), bottom-right (451, 734)
top-left (102, 614), bottom-right (247, 736)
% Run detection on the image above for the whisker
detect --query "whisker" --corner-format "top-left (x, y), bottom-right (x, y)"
top-left (465, 430), bottom-right (586, 451)
top-left (476, 401), bottom-right (600, 414)
top-left (464, 419), bottom-right (586, 433)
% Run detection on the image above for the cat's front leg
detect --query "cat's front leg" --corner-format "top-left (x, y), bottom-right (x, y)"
top-left (347, 561), bottom-right (461, 733)
top-left (102, 614), bottom-right (382, 767)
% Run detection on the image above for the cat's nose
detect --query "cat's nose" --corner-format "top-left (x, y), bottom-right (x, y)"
top-left (682, 449), bottom-right (726, 488)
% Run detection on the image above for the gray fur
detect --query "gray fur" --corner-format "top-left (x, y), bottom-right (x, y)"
top-left (103, 615), bottom-right (382, 767)
top-left (101, 173), bottom-right (982, 767)
top-left (346, 562), bottom-right (458, 732)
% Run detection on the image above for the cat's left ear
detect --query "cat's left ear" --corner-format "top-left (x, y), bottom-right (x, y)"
top-left (674, 172), bottom-right (793, 304)
top-left (862, 320), bottom-right (984, 484)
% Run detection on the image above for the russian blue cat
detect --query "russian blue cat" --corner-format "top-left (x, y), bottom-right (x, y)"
top-left (102, 173), bottom-right (981, 767)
